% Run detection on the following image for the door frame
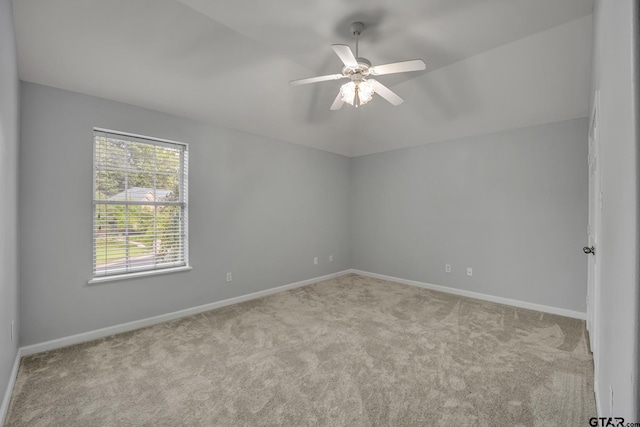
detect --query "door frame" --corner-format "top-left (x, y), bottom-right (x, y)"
top-left (586, 90), bottom-right (601, 379)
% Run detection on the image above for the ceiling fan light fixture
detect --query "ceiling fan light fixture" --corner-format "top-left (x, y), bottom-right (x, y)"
top-left (289, 22), bottom-right (425, 110)
top-left (340, 79), bottom-right (375, 107)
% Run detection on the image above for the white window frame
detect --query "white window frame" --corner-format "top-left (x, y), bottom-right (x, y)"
top-left (90, 128), bottom-right (190, 284)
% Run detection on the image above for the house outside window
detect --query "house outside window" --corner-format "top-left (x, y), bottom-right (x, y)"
top-left (92, 129), bottom-right (189, 281)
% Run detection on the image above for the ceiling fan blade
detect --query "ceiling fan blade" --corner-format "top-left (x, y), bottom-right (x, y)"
top-left (289, 74), bottom-right (345, 86)
top-left (371, 80), bottom-right (404, 106)
top-left (330, 92), bottom-right (344, 110)
top-left (369, 59), bottom-right (426, 76)
top-left (331, 44), bottom-right (359, 67)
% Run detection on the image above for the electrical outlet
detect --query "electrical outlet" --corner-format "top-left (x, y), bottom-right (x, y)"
top-left (314, 257), bottom-right (318, 265)
top-left (329, 255), bottom-right (333, 263)
top-left (467, 268), bottom-right (473, 276)
top-left (11, 320), bottom-right (14, 342)
top-left (445, 264), bottom-right (451, 273)
top-left (226, 272), bottom-right (232, 282)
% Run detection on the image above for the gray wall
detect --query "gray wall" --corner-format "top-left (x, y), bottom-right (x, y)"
top-left (19, 82), bottom-right (350, 345)
top-left (0, 0), bottom-right (19, 418)
top-left (590, 0), bottom-right (639, 418)
top-left (351, 118), bottom-right (588, 312)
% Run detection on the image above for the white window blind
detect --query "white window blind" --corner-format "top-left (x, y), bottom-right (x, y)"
top-left (93, 129), bottom-right (189, 278)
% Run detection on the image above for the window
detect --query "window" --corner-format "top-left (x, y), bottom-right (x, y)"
top-left (92, 129), bottom-right (189, 280)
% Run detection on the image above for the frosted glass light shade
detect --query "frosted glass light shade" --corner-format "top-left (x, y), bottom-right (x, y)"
top-left (340, 80), bottom-right (375, 107)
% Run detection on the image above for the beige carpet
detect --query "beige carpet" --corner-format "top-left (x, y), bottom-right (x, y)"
top-left (5, 274), bottom-right (596, 426)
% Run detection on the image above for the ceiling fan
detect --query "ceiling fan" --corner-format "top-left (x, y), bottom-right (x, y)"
top-left (290, 22), bottom-right (426, 110)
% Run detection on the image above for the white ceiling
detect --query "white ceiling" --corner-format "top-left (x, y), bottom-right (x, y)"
top-left (12, 0), bottom-right (593, 157)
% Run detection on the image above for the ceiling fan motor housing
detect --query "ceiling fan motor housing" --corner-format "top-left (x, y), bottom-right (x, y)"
top-left (342, 57), bottom-right (372, 82)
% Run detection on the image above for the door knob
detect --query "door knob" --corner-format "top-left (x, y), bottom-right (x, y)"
top-left (583, 246), bottom-right (595, 255)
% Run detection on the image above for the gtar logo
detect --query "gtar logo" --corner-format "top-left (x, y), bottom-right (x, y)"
top-left (589, 417), bottom-right (624, 427)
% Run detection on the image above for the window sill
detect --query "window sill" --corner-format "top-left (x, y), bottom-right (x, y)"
top-left (88, 266), bottom-right (192, 285)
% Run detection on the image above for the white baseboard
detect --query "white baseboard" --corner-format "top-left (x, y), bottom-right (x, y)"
top-left (4, 268), bottom-right (588, 423)
top-left (16, 270), bottom-right (587, 357)
top-left (1, 349), bottom-right (22, 426)
top-left (20, 270), bottom-right (351, 357)
top-left (349, 269), bottom-right (587, 320)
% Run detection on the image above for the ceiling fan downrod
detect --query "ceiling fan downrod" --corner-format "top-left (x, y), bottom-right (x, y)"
top-left (351, 21), bottom-right (364, 59)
